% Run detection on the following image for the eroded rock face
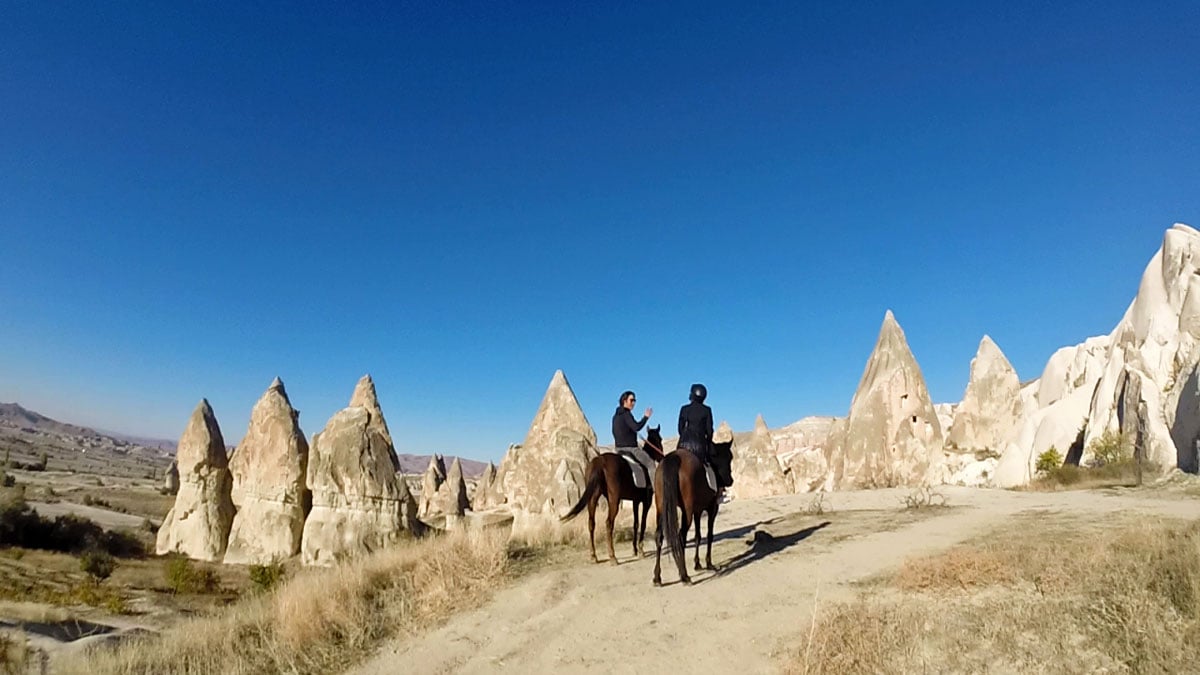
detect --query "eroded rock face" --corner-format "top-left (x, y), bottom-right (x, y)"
top-left (713, 421), bottom-right (734, 443)
top-left (996, 224), bottom-right (1200, 485)
top-left (827, 311), bottom-right (946, 489)
top-left (419, 455), bottom-right (446, 517)
top-left (156, 400), bottom-right (235, 561)
top-left (472, 462), bottom-right (496, 508)
top-left (498, 370), bottom-right (598, 534)
top-left (301, 375), bottom-right (411, 566)
top-left (729, 415), bottom-right (792, 499)
top-left (163, 460), bottom-right (180, 495)
top-left (948, 337), bottom-right (1023, 454)
top-left (224, 378), bottom-right (310, 565)
top-left (776, 416), bottom-right (836, 494)
top-left (436, 457), bottom-right (470, 520)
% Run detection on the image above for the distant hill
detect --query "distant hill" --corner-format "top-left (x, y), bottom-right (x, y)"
top-left (1, 401), bottom-right (488, 478)
top-left (0, 402), bottom-right (100, 438)
top-left (397, 453), bottom-right (488, 478)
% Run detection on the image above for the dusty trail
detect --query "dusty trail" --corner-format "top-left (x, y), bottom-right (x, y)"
top-left (353, 486), bottom-right (1200, 675)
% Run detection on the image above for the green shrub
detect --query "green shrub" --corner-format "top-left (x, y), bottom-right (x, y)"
top-left (165, 557), bottom-right (220, 594)
top-left (1036, 447), bottom-right (1064, 476)
top-left (249, 561), bottom-right (286, 592)
top-left (81, 550), bottom-right (116, 581)
top-left (0, 497), bottom-right (145, 557)
top-left (1089, 430), bottom-right (1133, 468)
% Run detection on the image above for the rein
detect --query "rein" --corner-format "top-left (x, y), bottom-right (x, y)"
top-left (639, 435), bottom-right (665, 456)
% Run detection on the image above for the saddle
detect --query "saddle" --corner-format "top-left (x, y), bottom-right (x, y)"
top-left (618, 447), bottom-right (655, 490)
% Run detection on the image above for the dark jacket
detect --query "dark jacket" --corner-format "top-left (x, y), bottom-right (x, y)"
top-left (612, 406), bottom-right (648, 448)
top-left (677, 402), bottom-right (713, 454)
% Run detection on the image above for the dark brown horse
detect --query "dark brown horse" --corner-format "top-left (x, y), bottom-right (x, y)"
top-left (560, 427), bottom-right (665, 564)
top-left (652, 440), bottom-right (734, 585)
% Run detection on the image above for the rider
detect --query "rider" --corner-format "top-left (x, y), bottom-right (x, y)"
top-left (677, 383), bottom-right (724, 499)
top-left (612, 390), bottom-right (654, 485)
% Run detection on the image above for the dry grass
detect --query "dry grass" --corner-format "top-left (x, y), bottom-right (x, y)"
top-left (791, 514), bottom-right (1200, 674)
top-left (61, 527), bottom-right (554, 675)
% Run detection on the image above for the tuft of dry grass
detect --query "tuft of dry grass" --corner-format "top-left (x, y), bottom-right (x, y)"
top-left (0, 630), bottom-right (28, 675)
top-left (791, 516), bottom-right (1200, 674)
top-left (61, 528), bottom-right (530, 675)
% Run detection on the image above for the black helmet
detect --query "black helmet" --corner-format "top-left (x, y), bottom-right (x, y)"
top-left (689, 383), bottom-right (707, 403)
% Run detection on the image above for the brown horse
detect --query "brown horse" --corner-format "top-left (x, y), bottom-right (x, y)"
top-left (560, 427), bottom-right (665, 564)
top-left (652, 440), bottom-right (734, 586)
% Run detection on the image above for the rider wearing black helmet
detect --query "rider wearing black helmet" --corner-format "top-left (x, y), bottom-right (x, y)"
top-left (678, 383), bottom-right (729, 499)
top-left (677, 383), bottom-right (713, 461)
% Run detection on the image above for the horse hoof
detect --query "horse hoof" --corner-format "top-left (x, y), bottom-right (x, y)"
top-left (682, 576), bottom-right (693, 586)
top-left (653, 577), bottom-right (662, 587)
top-left (706, 564), bottom-right (717, 571)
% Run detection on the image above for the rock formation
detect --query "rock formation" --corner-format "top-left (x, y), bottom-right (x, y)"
top-left (713, 420), bottom-right (734, 443)
top-left (826, 311), bottom-right (946, 489)
top-left (419, 454), bottom-right (446, 517)
top-left (436, 457), bottom-right (470, 523)
top-left (301, 375), bottom-right (412, 566)
top-left (163, 460), bottom-right (180, 495)
top-left (473, 462), bottom-right (496, 508)
top-left (224, 378), bottom-right (310, 565)
top-left (728, 414), bottom-right (792, 499)
top-left (776, 416), bottom-right (836, 493)
top-left (996, 224), bottom-right (1200, 486)
top-left (156, 400), bottom-right (236, 561)
top-left (497, 370), bottom-right (598, 534)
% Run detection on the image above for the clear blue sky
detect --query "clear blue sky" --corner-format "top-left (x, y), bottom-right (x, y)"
top-left (1, 1), bottom-right (1197, 462)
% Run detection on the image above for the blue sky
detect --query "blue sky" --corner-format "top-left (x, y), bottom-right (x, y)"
top-left (1, 2), bottom-right (1197, 462)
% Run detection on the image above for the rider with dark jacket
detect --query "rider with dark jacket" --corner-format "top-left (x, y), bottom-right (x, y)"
top-left (612, 390), bottom-right (653, 450)
top-left (677, 384), bottom-right (714, 462)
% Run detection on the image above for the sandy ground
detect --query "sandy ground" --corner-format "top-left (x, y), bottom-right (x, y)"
top-left (352, 485), bottom-right (1200, 675)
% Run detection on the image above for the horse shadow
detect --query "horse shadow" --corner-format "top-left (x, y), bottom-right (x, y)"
top-left (707, 516), bottom-right (788, 544)
top-left (706, 520), bottom-right (831, 579)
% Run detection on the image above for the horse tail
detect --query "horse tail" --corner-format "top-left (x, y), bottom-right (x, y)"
top-left (560, 458), bottom-right (603, 523)
top-left (660, 452), bottom-right (686, 575)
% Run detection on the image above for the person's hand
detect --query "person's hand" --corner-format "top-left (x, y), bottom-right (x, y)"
top-left (644, 407), bottom-right (653, 419)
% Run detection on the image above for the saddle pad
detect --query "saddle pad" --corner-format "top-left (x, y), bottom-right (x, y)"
top-left (621, 454), bottom-right (650, 489)
top-left (704, 464), bottom-right (717, 492)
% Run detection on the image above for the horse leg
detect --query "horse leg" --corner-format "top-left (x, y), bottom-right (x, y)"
top-left (653, 509), bottom-right (663, 586)
top-left (631, 496), bottom-right (640, 557)
top-left (678, 508), bottom-right (693, 585)
top-left (705, 503), bottom-right (718, 571)
top-left (587, 489), bottom-right (601, 564)
top-left (606, 489), bottom-right (620, 566)
top-left (693, 512), bottom-right (703, 571)
top-left (638, 494), bottom-right (651, 557)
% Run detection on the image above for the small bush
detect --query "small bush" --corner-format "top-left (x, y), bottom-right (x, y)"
top-left (1035, 447), bottom-right (1063, 476)
top-left (81, 550), bottom-right (117, 582)
top-left (249, 561), bottom-right (286, 593)
top-left (165, 557), bottom-right (220, 595)
top-left (902, 487), bottom-right (947, 510)
top-left (1089, 429), bottom-right (1132, 468)
top-left (0, 470), bottom-right (13, 488)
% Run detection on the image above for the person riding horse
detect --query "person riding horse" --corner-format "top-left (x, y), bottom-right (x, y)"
top-left (613, 390), bottom-right (655, 487)
top-left (677, 383), bottom-right (730, 494)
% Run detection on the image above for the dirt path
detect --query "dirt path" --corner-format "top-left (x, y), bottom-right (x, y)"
top-left (352, 486), bottom-right (1200, 675)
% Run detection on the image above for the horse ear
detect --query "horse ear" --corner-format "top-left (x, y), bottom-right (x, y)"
top-left (651, 425), bottom-right (660, 432)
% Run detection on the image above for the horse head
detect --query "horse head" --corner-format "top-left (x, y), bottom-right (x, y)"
top-left (644, 425), bottom-right (665, 460)
top-left (711, 439), bottom-right (734, 488)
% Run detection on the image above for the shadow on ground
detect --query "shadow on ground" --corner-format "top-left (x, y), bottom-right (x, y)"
top-left (710, 520), bottom-right (831, 579)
